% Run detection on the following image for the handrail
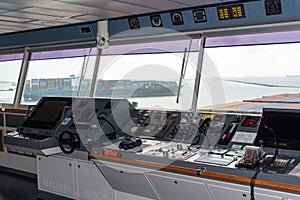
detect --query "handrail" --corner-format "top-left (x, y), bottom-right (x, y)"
top-left (0, 108), bottom-right (27, 115)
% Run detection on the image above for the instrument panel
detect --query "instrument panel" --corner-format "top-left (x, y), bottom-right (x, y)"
top-left (5, 97), bottom-right (300, 178)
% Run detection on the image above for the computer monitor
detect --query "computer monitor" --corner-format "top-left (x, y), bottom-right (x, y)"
top-left (21, 97), bottom-right (72, 130)
top-left (255, 108), bottom-right (300, 151)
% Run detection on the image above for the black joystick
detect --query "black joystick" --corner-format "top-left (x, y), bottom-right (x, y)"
top-left (118, 138), bottom-right (142, 150)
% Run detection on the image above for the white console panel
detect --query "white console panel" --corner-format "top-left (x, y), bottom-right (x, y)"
top-left (97, 160), bottom-right (160, 199)
top-left (115, 191), bottom-right (155, 200)
top-left (37, 155), bottom-right (76, 199)
top-left (207, 185), bottom-right (282, 200)
top-left (76, 160), bottom-right (113, 200)
top-left (0, 151), bottom-right (36, 174)
top-left (148, 173), bottom-right (213, 200)
top-left (37, 156), bottom-right (300, 200)
top-left (148, 170), bottom-right (299, 200)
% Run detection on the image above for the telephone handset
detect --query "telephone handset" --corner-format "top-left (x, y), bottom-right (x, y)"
top-left (190, 118), bottom-right (211, 145)
top-left (199, 117), bottom-right (211, 133)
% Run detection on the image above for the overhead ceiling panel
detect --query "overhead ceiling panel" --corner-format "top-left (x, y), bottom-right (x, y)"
top-left (38, 0), bottom-right (129, 17)
top-left (20, 6), bottom-right (114, 21)
top-left (0, 0), bottom-right (241, 35)
top-left (0, 2), bottom-right (32, 10)
top-left (0, 30), bottom-right (10, 34)
top-left (3, 11), bottom-right (69, 22)
top-left (170, 0), bottom-right (237, 6)
top-left (0, 20), bottom-right (44, 29)
top-left (56, 0), bottom-right (155, 14)
top-left (0, 9), bottom-right (9, 13)
top-left (16, 7), bottom-right (93, 24)
top-left (0, 25), bottom-right (24, 31)
top-left (0, 15), bottom-right (35, 23)
top-left (28, 20), bottom-right (66, 26)
top-left (71, 14), bottom-right (104, 21)
top-left (4, 10), bottom-right (97, 26)
top-left (0, 0), bottom-right (38, 5)
top-left (116, 0), bottom-right (185, 10)
top-left (21, 6), bottom-right (85, 18)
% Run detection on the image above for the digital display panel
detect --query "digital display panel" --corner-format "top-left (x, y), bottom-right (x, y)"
top-left (242, 116), bottom-right (260, 127)
top-left (255, 108), bottom-right (300, 150)
top-left (22, 97), bottom-right (72, 130)
top-left (217, 4), bottom-right (245, 20)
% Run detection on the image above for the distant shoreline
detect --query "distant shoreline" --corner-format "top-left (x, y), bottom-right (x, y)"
top-left (223, 79), bottom-right (300, 88)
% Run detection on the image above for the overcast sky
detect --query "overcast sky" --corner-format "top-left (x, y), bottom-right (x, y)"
top-left (204, 43), bottom-right (300, 77)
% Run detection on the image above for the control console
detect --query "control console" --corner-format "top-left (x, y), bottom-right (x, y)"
top-left (5, 97), bottom-right (73, 155)
top-left (6, 96), bottom-right (300, 178)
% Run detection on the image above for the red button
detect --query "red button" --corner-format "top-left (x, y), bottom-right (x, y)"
top-left (171, 114), bottom-right (177, 119)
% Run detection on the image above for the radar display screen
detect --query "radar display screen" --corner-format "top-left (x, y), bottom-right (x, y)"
top-left (217, 4), bottom-right (245, 20)
top-left (255, 108), bottom-right (300, 150)
top-left (22, 97), bottom-right (72, 130)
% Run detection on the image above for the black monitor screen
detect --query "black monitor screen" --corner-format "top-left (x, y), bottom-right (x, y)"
top-left (22, 97), bottom-right (72, 130)
top-left (255, 108), bottom-right (300, 150)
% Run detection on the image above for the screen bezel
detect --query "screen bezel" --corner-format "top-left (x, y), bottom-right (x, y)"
top-left (21, 97), bottom-right (72, 130)
top-left (255, 108), bottom-right (300, 151)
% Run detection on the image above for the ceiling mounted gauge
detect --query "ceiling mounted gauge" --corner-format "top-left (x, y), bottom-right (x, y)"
top-left (150, 15), bottom-right (163, 27)
top-left (193, 9), bottom-right (207, 23)
top-left (128, 17), bottom-right (140, 29)
top-left (265, 0), bottom-right (282, 15)
top-left (217, 4), bottom-right (245, 20)
top-left (170, 12), bottom-right (184, 25)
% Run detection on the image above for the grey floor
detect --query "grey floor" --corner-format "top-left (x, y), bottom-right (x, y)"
top-left (0, 170), bottom-right (38, 200)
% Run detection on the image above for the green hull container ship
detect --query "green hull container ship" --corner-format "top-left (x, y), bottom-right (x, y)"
top-left (23, 78), bottom-right (179, 101)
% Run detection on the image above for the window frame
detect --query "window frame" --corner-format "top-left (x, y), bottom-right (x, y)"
top-left (94, 36), bottom-right (204, 111)
top-left (197, 29), bottom-right (300, 113)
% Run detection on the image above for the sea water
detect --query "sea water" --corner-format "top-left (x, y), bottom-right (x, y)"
top-left (130, 76), bottom-right (300, 110)
top-left (1, 76), bottom-right (300, 110)
top-left (0, 82), bottom-right (16, 104)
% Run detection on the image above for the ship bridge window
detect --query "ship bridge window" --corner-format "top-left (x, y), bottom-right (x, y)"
top-left (198, 30), bottom-right (300, 113)
top-left (95, 39), bottom-right (200, 111)
top-left (21, 48), bottom-right (97, 105)
top-left (0, 53), bottom-right (23, 104)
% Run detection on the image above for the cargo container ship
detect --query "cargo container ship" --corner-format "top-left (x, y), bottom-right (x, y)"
top-left (23, 78), bottom-right (179, 101)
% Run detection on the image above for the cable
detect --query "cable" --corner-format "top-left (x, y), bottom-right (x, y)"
top-left (263, 125), bottom-right (278, 159)
top-left (249, 125), bottom-right (278, 200)
top-left (189, 123), bottom-right (211, 147)
top-left (98, 114), bottom-right (117, 140)
top-left (198, 118), bottom-right (212, 147)
top-left (250, 164), bottom-right (262, 200)
top-left (198, 127), bottom-right (211, 148)
top-left (249, 158), bottom-right (273, 200)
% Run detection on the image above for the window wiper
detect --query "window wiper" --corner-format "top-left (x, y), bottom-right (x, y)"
top-left (176, 40), bottom-right (192, 104)
top-left (176, 48), bottom-right (187, 104)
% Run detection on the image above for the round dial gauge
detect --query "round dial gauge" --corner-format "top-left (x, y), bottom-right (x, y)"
top-left (171, 12), bottom-right (184, 25)
top-left (151, 16), bottom-right (162, 27)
